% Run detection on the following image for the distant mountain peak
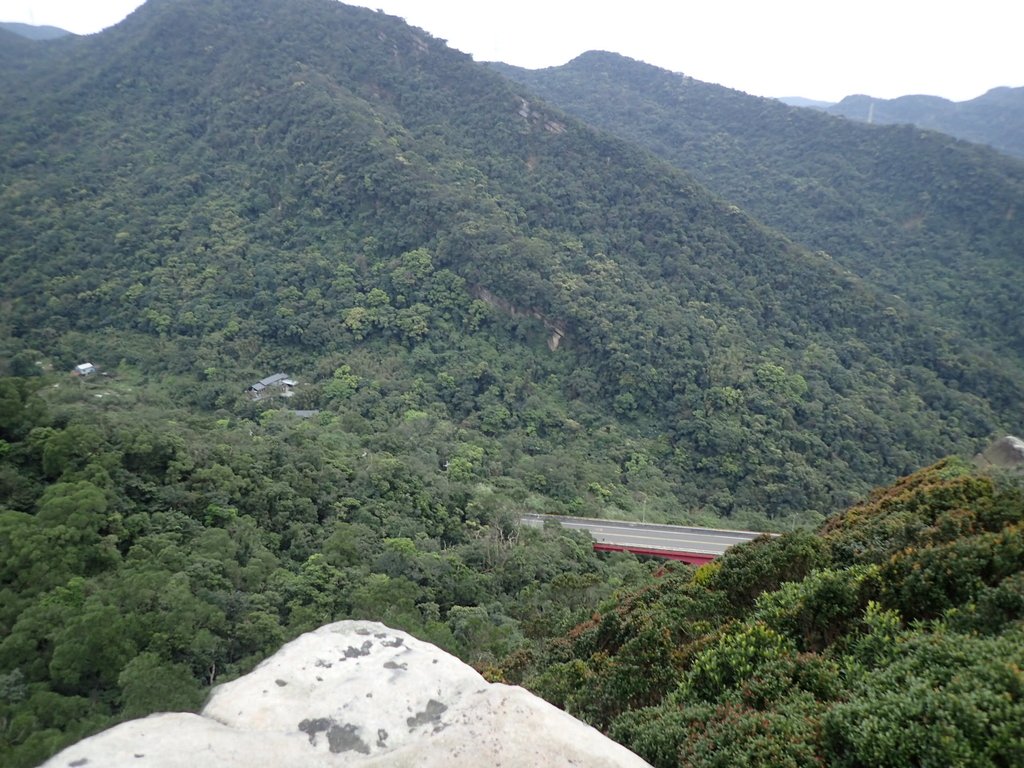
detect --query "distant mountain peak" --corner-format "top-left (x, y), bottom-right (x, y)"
top-left (0, 21), bottom-right (74, 40)
top-left (825, 87), bottom-right (1024, 157)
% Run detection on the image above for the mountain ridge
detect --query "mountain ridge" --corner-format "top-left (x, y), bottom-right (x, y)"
top-left (825, 85), bottom-right (1024, 158)
top-left (0, 21), bottom-right (74, 41)
top-left (493, 51), bottom-right (1024, 365)
top-left (1, 0), bottom-right (1021, 522)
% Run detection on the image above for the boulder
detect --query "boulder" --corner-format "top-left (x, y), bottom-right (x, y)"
top-left (975, 435), bottom-right (1024, 471)
top-left (43, 620), bottom-right (650, 767)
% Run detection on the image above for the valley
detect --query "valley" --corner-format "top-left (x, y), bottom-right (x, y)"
top-left (1, 2), bottom-right (1022, 766)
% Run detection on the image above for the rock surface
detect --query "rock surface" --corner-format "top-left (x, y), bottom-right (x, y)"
top-left (975, 435), bottom-right (1024, 472)
top-left (42, 620), bottom-right (650, 767)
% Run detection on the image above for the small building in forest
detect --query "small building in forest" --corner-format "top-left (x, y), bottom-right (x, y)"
top-left (74, 362), bottom-right (97, 376)
top-left (247, 373), bottom-right (296, 399)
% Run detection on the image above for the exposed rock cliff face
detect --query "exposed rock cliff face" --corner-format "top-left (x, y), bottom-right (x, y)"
top-left (43, 621), bottom-right (650, 767)
top-left (471, 286), bottom-right (567, 351)
top-left (975, 435), bottom-right (1024, 471)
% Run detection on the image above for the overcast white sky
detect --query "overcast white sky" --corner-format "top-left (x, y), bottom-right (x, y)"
top-left (2, 0), bottom-right (1022, 101)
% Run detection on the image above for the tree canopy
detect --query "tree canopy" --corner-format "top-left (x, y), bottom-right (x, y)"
top-left (1, 1), bottom-right (1021, 525)
top-left (2, 3), bottom-right (1023, 764)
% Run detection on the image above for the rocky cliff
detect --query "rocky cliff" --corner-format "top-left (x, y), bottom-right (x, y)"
top-left (42, 621), bottom-right (650, 767)
top-left (975, 434), bottom-right (1024, 471)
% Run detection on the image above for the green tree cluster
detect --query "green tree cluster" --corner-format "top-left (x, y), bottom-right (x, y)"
top-left (0, 374), bottom-right (652, 766)
top-left (500, 461), bottom-right (1024, 767)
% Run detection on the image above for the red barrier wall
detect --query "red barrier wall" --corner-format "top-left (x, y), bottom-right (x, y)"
top-left (592, 543), bottom-right (716, 565)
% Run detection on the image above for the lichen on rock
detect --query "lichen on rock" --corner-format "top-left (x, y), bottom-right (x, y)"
top-left (42, 620), bottom-right (651, 767)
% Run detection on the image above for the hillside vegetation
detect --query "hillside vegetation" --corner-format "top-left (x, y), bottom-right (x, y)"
top-left (5, 370), bottom-right (1021, 767)
top-left (499, 460), bottom-right (1024, 766)
top-left (496, 52), bottom-right (1024, 365)
top-left (0, 373), bottom-right (657, 766)
top-left (1, 0), bottom-right (1021, 527)
top-left (2, 3), bottom-right (1024, 765)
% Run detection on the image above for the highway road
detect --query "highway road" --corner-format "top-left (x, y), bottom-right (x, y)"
top-left (520, 513), bottom-right (768, 558)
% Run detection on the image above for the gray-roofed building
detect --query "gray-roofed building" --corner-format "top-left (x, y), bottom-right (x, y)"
top-left (247, 373), bottom-right (295, 399)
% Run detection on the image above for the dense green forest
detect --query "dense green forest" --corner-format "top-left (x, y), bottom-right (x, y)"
top-left (1, 0), bottom-right (1021, 524)
top-left (0, 371), bottom-right (657, 766)
top-left (495, 52), bottom-right (1024, 365)
top-left (499, 460), bottom-right (1024, 766)
top-left (2, 1), bottom-right (1024, 765)
top-left (3, 369), bottom-right (1021, 766)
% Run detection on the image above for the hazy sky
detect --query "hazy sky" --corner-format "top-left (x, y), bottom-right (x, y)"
top-left (3, 0), bottom-right (1022, 101)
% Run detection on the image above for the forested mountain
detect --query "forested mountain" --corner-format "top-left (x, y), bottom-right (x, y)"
top-left (2, 2), bottom-right (1023, 765)
top-left (826, 86), bottom-right (1024, 159)
top-left (2, 0), bottom-right (1021, 525)
top-left (494, 52), bottom-right (1024, 366)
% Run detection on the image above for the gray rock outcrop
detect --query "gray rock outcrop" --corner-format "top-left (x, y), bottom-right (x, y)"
top-left (42, 620), bottom-right (650, 767)
top-left (975, 435), bottom-right (1024, 472)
